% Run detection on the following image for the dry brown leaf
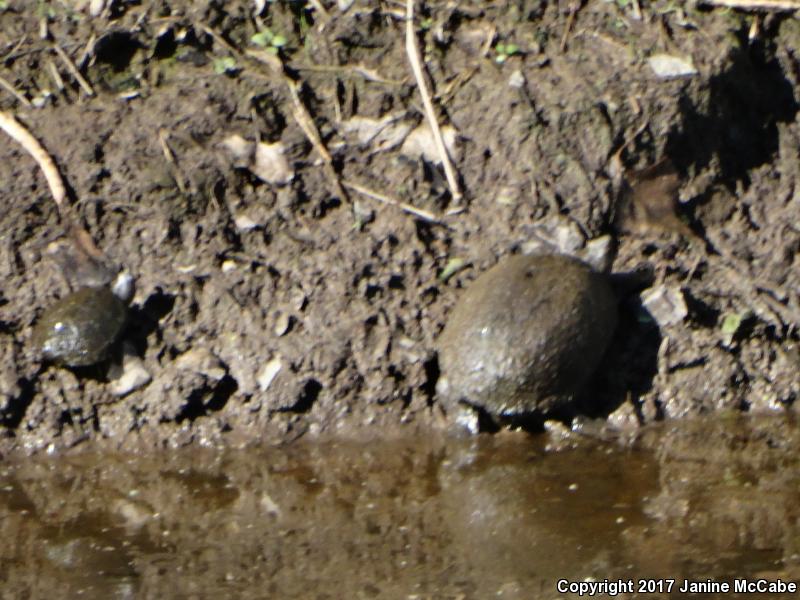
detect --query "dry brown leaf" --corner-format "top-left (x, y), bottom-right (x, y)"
top-left (400, 124), bottom-right (460, 164)
top-left (222, 134), bottom-right (294, 185)
top-left (615, 158), bottom-right (695, 239)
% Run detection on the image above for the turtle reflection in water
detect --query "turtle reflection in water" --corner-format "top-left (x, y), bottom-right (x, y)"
top-left (436, 254), bottom-right (618, 426)
top-left (32, 286), bottom-right (128, 368)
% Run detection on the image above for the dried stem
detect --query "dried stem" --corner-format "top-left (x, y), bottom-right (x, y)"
top-left (404, 0), bottom-right (461, 203)
top-left (0, 110), bottom-right (110, 267)
top-left (343, 180), bottom-right (444, 224)
top-left (53, 43), bottom-right (95, 97)
top-left (285, 78), bottom-right (348, 203)
top-left (0, 74), bottom-right (31, 107)
top-left (0, 110), bottom-right (66, 210)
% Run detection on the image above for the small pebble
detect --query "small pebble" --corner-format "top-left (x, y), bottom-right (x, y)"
top-left (109, 345), bottom-right (151, 396)
top-left (641, 285), bottom-right (687, 327)
top-left (257, 357), bottom-right (283, 392)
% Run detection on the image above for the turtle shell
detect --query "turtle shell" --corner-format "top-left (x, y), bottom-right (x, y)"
top-left (32, 287), bottom-right (128, 367)
top-left (437, 254), bottom-right (617, 418)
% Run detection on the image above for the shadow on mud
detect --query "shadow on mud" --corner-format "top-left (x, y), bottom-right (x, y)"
top-left (667, 24), bottom-right (798, 188)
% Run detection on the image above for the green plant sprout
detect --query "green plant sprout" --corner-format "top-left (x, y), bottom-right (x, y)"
top-left (720, 310), bottom-right (752, 345)
top-left (251, 28), bottom-right (289, 55)
top-left (494, 41), bottom-right (520, 64)
top-left (212, 56), bottom-right (238, 75)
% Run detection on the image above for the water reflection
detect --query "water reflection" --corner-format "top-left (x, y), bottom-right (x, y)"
top-left (1, 416), bottom-right (799, 599)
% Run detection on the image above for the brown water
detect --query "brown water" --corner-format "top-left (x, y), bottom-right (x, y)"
top-left (1, 416), bottom-right (799, 599)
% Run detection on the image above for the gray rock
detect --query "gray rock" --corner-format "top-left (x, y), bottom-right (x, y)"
top-left (641, 285), bottom-right (687, 328)
top-left (436, 254), bottom-right (617, 420)
top-left (109, 344), bottom-right (151, 396)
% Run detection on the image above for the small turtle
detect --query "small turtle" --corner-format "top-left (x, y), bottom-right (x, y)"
top-left (32, 273), bottom-right (133, 368)
top-left (436, 253), bottom-right (617, 425)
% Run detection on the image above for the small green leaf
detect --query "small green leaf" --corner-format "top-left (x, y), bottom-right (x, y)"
top-left (721, 312), bottom-right (744, 336)
top-left (504, 43), bottom-right (520, 55)
top-left (251, 30), bottom-right (274, 47)
top-left (439, 258), bottom-right (466, 282)
top-left (271, 34), bottom-right (288, 48)
top-left (495, 43), bottom-right (507, 54)
top-left (212, 56), bottom-right (238, 74)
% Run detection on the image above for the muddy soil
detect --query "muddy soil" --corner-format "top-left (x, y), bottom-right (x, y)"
top-left (1, 1), bottom-right (800, 454)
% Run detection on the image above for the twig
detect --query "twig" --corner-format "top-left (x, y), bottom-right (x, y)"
top-left (0, 74), bottom-right (31, 107)
top-left (1, 35), bottom-right (27, 64)
top-left (46, 60), bottom-right (66, 92)
top-left (0, 112), bottom-right (107, 265)
top-left (196, 22), bottom-right (240, 55)
top-left (560, 1), bottom-right (586, 52)
top-left (157, 128), bottom-right (187, 194)
top-left (404, 0), bottom-right (461, 203)
top-left (285, 79), bottom-right (348, 202)
top-left (631, 0), bottom-right (642, 20)
top-left (295, 63), bottom-right (404, 86)
top-left (246, 46), bottom-right (349, 203)
top-left (343, 180), bottom-right (443, 224)
top-left (560, 8), bottom-right (577, 52)
top-left (0, 110), bottom-right (66, 210)
top-left (205, 24), bottom-right (349, 204)
top-left (53, 43), bottom-right (95, 97)
top-left (201, 23), bottom-right (353, 205)
top-left (480, 24), bottom-right (496, 57)
top-left (307, 0), bottom-right (330, 19)
top-left (77, 33), bottom-right (96, 70)
top-left (697, 0), bottom-right (800, 9)
top-left (611, 119), bottom-right (650, 163)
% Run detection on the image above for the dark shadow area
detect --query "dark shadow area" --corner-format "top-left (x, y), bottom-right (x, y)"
top-left (176, 375), bottom-right (238, 423)
top-left (0, 377), bottom-right (35, 429)
top-left (152, 27), bottom-right (177, 60)
top-left (126, 289), bottom-right (177, 357)
top-left (93, 31), bottom-right (143, 72)
top-left (283, 378), bottom-right (322, 414)
top-left (421, 355), bottom-right (440, 406)
top-left (666, 27), bottom-right (798, 189)
top-left (576, 299), bottom-right (662, 424)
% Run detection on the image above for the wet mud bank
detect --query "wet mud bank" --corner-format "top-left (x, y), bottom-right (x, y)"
top-left (1, 2), bottom-right (800, 453)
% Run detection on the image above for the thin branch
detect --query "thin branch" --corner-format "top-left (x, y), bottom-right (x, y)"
top-left (0, 110), bottom-right (107, 266)
top-left (404, 0), bottom-right (461, 203)
top-left (246, 46), bottom-right (349, 203)
top-left (157, 128), bottom-right (187, 194)
top-left (307, 0), bottom-right (330, 19)
top-left (0, 110), bottom-right (66, 210)
top-left (46, 60), bottom-right (66, 92)
top-left (343, 180), bottom-right (444, 224)
top-left (0, 74), bottom-right (31, 107)
top-left (53, 43), bottom-right (95, 97)
top-left (286, 78), bottom-right (348, 203)
top-left (295, 63), bottom-right (404, 86)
